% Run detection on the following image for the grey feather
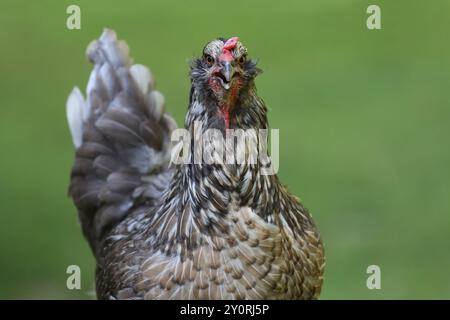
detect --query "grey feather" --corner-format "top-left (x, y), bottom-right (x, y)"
top-left (67, 28), bottom-right (174, 254)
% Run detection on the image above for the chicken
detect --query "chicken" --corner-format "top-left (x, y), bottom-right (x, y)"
top-left (66, 29), bottom-right (325, 299)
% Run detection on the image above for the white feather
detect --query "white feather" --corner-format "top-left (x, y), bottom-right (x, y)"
top-left (99, 63), bottom-right (116, 99)
top-left (130, 64), bottom-right (154, 94)
top-left (86, 65), bottom-right (98, 115)
top-left (66, 87), bottom-right (86, 148)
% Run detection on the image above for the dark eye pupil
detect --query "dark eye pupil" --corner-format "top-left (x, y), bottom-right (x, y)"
top-left (205, 55), bottom-right (213, 64)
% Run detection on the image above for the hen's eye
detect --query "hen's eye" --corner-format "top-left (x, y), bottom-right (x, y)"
top-left (238, 55), bottom-right (247, 65)
top-left (204, 54), bottom-right (214, 66)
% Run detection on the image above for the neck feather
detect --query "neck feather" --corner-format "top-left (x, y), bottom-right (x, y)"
top-left (146, 85), bottom-right (281, 251)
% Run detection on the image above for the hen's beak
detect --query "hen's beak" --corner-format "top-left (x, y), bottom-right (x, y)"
top-left (218, 61), bottom-right (234, 90)
top-left (221, 61), bottom-right (234, 83)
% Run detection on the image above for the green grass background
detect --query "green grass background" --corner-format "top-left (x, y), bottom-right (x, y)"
top-left (0, 0), bottom-right (449, 299)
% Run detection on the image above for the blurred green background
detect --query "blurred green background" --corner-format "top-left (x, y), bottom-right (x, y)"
top-left (0, 0), bottom-right (449, 299)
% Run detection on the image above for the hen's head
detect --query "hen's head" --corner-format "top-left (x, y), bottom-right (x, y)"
top-left (190, 37), bottom-right (260, 107)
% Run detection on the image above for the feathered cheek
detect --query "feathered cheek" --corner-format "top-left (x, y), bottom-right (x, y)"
top-left (233, 77), bottom-right (244, 90)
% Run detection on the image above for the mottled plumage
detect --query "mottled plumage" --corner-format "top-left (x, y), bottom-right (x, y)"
top-left (67, 29), bottom-right (325, 299)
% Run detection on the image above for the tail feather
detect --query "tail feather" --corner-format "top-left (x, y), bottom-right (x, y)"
top-left (67, 29), bottom-right (175, 255)
top-left (66, 87), bottom-right (86, 148)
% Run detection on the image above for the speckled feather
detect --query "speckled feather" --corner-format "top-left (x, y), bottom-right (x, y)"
top-left (67, 29), bottom-right (325, 300)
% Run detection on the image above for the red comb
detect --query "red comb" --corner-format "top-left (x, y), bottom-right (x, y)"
top-left (223, 37), bottom-right (239, 50)
top-left (220, 37), bottom-right (240, 62)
